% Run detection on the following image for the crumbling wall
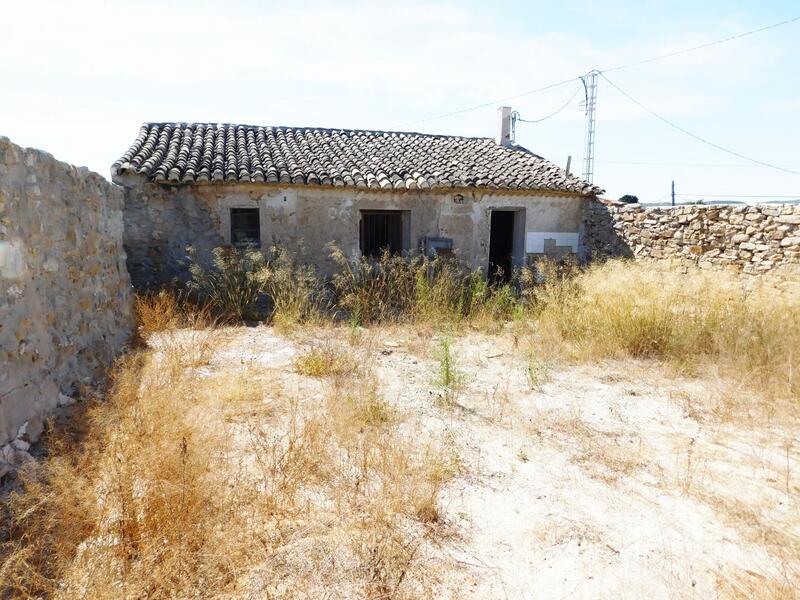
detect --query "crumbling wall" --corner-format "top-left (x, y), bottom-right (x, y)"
top-left (0, 137), bottom-right (133, 455)
top-left (115, 173), bottom-right (587, 288)
top-left (583, 200), bottom-right (800, 275)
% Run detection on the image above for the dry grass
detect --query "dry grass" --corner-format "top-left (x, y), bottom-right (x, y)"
top-left (716, 567), bottom-right (800, 599)
top-left (294, 344), bottom-right (360, 379)
top-left (0, 327), bottom-right (452, 599)
top-left (531, 260), bottom-right (800, 417)
top-left (0, 349), bottom-right (244, 598)
top-left (134, 289), bottom-right (216, 340)
top-left (530, 409), bottom-right (646, 484)
top-left (7, 254), bottom-right (800, 597)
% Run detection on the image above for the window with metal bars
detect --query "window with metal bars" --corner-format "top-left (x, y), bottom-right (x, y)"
top-left (360, 210), bottom-right (403, 258)
top-left (230, 208), bottom-right (261, 248)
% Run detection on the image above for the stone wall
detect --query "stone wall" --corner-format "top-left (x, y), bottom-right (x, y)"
top-left (0, 137), bottom-right (132, 453)
top-left (114, 173), bottom-right (587, 288)
top-left (582, 200), bottom-right (800, 275)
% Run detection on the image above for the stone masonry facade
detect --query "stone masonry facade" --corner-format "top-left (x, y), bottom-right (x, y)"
top-left (115, 174), bottom-right (586, 288)
top-left (582, 200), bottom-right (800, 276)
top-left (0, 137), bottom-right (132, 459)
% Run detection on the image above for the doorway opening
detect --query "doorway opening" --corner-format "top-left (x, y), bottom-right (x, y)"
top-left (488, 210), bottom-right (518, 283)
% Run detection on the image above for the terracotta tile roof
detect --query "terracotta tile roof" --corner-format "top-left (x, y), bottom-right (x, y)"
top-left (112, 122), bottom-right (602, 195)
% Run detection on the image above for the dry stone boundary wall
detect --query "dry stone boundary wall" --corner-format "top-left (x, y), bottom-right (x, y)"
top-left (582, 200), bottom-right (800, 276)
top-left (0, 137), bottom-right (132, 467)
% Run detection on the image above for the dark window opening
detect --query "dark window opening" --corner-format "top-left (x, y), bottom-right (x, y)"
top-left (360, 210), bottom-right (403, 257)
top-left (488, 210), bottom-right (515, 283)
top-left (230, 208), bottom-right (261, 248)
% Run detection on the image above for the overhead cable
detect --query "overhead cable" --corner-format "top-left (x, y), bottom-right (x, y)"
top-left (599, 72), bottom-right (800, 176)
top-left (400, 15), bottom-right (799, 126)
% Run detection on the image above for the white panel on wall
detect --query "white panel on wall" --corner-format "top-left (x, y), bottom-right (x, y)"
top-left (525, 232), bottom-right (580, 253)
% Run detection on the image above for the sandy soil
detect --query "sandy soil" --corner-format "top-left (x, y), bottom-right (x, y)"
top-left (164, 325), bottom-right (800, 599)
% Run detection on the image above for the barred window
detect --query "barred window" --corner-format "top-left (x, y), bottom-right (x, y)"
top-left (360, 210), bottom-right (403, 257)
top-left (230, 208), bottom-right (261, 248)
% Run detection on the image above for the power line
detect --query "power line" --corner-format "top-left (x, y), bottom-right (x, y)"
top-left (599, 72), bottom-right (800, 176)
top-left (399, 76), bottom-right (581, 127)
top-left (596, 159), bottom-right (800, 168)
top-left (513, 86), bottom-right (582, 123)
top-left (675, 193), bottom-right (800, 198)
top-left (602, 15), bottom-right (800, 73)
top-left (399, 15), bottom-right (799, 126)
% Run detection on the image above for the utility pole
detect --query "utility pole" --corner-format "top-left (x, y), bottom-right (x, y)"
top-left (671, 180), bottom-right (675, 206)
top-left (581, 70), bottom-right (598, 183)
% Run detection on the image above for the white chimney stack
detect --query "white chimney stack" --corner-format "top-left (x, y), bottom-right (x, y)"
top-left (496, 106), bottom-right (513, 146)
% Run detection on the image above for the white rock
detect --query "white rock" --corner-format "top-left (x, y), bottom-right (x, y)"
top-left (16, 415), bottom-right (43, 443)
top-left (11, 438), bottom-right (30, 452)
top-left (57, 392), bottom-right (77, 407)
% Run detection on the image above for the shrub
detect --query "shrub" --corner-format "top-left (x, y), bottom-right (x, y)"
top-left (260, 246), bottom-right (328, 326)
top-left (134, 288), bottom-right (183, 335)
top-left (329, 245), bottom-right (523, 325)
top-left (187, 245), bottom-right (266, 321)
top-left (328, 245), bottom-right (419, 323)
top-left (133, 289), bottom-right (216, 340)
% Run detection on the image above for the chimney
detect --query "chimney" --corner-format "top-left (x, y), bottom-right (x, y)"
top-left (496, 106), bottom-right (513, 146)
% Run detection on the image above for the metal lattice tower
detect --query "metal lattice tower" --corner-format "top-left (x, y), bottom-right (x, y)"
top-left (581, 70), bottom-right (598, 183)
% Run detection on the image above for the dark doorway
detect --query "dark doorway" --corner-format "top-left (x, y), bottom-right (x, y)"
top-left (488, 210), bottom-right (515, 282)
top-left (360, 210), bottom-right (403, 257)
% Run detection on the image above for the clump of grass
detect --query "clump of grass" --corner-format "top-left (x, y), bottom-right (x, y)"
top-left (294, 344), bottom-right (359, 378)
top-left (329, 245), bottom-right (420, 324)
top-left (432, 335), bottom-right (463, 406)
top-left (260, 246), bottom-right (329, 327)
top-left (525, 352), bottom-right (549, 391)
top-left (329, 385), bottom-right (396, 430)
top-left (347, 305), bottom-right (364, 345)
top-left (133, 288), bottom-right (216, 340)
top-left (187, 245), bottom-right (266, 321)
top-left (532, 410), bottom-right (645, 484)
top-left (134, 288), bottom-right (183, 334)
top-left (203, 369), bottom-right (266, 405)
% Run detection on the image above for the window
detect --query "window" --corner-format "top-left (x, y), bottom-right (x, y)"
top-left (360, 210), bottom-right (403, 257)
top-left (230, 208), bottom-right (261, 248)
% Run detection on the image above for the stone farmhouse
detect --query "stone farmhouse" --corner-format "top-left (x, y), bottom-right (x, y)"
top-left (111, 109), bottom-right (602, 288)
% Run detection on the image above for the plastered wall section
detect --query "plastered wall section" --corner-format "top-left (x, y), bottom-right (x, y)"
top-left (115, 174), bottom-right (586, 287)
top-left (0, 138), bottom-right (133, 445)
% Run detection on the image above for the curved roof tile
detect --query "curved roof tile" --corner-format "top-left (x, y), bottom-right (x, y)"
top-left (112, 122), bottom-right (603, 196)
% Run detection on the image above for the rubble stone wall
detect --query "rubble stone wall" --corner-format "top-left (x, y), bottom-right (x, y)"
top-left (582, 200), bottom-right (800, 275)
top-left (0, 137), bottom-right (133, 455)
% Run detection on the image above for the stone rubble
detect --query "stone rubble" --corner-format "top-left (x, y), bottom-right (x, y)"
top-left (582, 200), bottom-right (800, 275)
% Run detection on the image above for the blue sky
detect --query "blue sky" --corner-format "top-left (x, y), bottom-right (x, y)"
top-left (2, 0), bottom-right (798, 202)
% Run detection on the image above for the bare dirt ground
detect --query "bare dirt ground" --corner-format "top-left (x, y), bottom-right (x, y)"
top-left (158, 324), bottom-right (800, 599)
